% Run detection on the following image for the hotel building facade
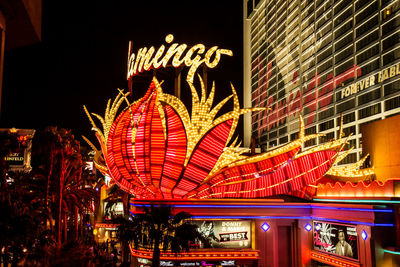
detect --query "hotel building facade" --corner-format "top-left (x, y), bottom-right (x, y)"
top-left (243, 0), bottom-right (400, 165)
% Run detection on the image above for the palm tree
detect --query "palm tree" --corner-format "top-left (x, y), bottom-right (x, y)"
top-left (33, 127), bottom-right (98, 247)
top-left (118, 205), bottom-right (209, 267)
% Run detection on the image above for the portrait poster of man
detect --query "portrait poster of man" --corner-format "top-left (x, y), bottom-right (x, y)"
top-left (313, 221), bottom-right (358, 260)
top-left (193, 220), bottom-right (251, 249)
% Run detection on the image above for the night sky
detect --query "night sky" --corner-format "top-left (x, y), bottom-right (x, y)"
top-left (1, 1), bottom-right (244, 145)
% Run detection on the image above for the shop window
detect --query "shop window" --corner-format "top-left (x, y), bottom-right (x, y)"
top-left (384, 79), bottom-right (400, 96)
top-left (382, 47), bottom-right (400, 66)
top-left (336, 98), bottom-right (355, 113)
top-left (319, 119), bottom-right (334, 131)
top-left (356, 15), bottom-right (378, 38)
top-left (358, 103), bottom-right (381, 119)
top-left (385, 96), bottom-right (400, 111)
top-left (358, 88), bottom-right (381, 106)
top-left (356, 30), bottom-right (379, 51)
top-left (356, 44), bottom-right (379, 64)
top-left (355, 1), bottom-right (378, 25)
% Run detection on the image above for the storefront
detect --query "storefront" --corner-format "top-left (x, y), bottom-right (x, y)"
top-left (130, 199), bottom-right (394, 267)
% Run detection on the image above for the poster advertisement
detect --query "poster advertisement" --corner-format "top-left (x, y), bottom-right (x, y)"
top-left (313, 221), bottom-right (358, 260)
top-left (192, 220), bottom-right (251, 249)
top-left (104, 201), bottom-right (124, 220)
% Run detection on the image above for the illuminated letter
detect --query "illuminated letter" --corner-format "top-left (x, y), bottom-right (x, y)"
top-left (184, 44), bottom-right (206, 66)
top-left (172, 44), bottom-right (188, 67)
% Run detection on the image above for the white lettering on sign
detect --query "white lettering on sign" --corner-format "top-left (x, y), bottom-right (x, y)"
top-left (127, 34), bottom-right (232, 84)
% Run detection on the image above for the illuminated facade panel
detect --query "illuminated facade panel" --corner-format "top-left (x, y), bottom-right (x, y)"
top-left (244, 0), bottom-right (400, 164)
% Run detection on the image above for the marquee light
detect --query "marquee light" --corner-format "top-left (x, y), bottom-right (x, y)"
top-left (85, 36), bottom-right (370, 200)
top-left (261, 222), bottom-right (270, 232)
top-left (305, 223), bottom-right (312, 232)
top-left (126, 34), bottom-right (233, 84)
top-left (361, 230), bottom-right (368, 240)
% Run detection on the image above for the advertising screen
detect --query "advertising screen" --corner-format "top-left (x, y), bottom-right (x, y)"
top-left (313, 221), bottom-right (358, 260)
top-left (104, 202), bottom-right (124, 220)
top-left (192, 220), bottom-right (251, 249)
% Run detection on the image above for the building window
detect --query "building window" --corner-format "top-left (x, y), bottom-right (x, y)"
top-left (356, 30), bottom-right (379, 51)
top-left (319, 119), bottom-right (334, 131)
top-left (319, 107), bottom-right (335, 121)
top-left (336, 99), bottom-right (356, 113)
top-left (356, 44), bottom-right (379, 64)
top-left (359, 59), bottom-right (380, 78)
top-left (382, 47), bottom-right (400, 66)
top-left (343, 125), bottom-right (356, 136)
top-left (382, 15), bottom-right (400, 37)
top-left (384, 79), bottom-right (400, 96)
top-left (319, 131), bottom-right (334, 143)
top-left (356, 15), bottom-right (378, 38)
top-left (382, 31), bottom-right (400, 52)
top-left (355, 0), bottom-right (378, 25)
top-left (358, 88), bottom-right (381, 106)
top-left (337, 112), bottom-right (355, 125)
top-left (385, 96), bottom-right (400, 111)
top-left (340, 153), bottom-right (357, 164)
top-left (358, 103), bottom-right (381, 119)
top-left (279, 135), bottom-right (288, 144)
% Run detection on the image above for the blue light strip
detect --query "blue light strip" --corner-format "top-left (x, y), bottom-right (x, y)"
top-left (129, 203), bottom-right (392, 213)
top-left (188, 215), bottom-right (394, 227)
top-left (383, 249), bottom-right (400, 255)
top-left (314, 198), bottom-right (400, 204)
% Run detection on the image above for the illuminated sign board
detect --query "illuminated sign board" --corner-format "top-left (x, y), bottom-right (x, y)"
top-left (104, 201), bottom-right (124, 220)
top-left (127, 34), bottom-right (233, 85)
top-left (193, 220), bottom-right (251, 249)
top-left (1, 128), bottom-right (35, 172)
top-left (341, 62), bottom-right (400, 99)
top-left (313, 221), bottom-right (359, 261)
top-left (159, 260), bottom-right (236, 266)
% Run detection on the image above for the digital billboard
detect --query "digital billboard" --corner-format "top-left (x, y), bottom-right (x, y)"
top-left (192, 220), bottom-right (251, 249)
top-left (313, 221), bottom-right (358, 260)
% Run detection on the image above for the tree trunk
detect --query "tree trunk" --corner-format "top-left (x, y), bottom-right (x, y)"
top-left (56, 154), bottom-right (65, 248)
top-left (74, 207), bottom-right (79, 240)
top-left (152, 237), bottom-right (160, 267)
